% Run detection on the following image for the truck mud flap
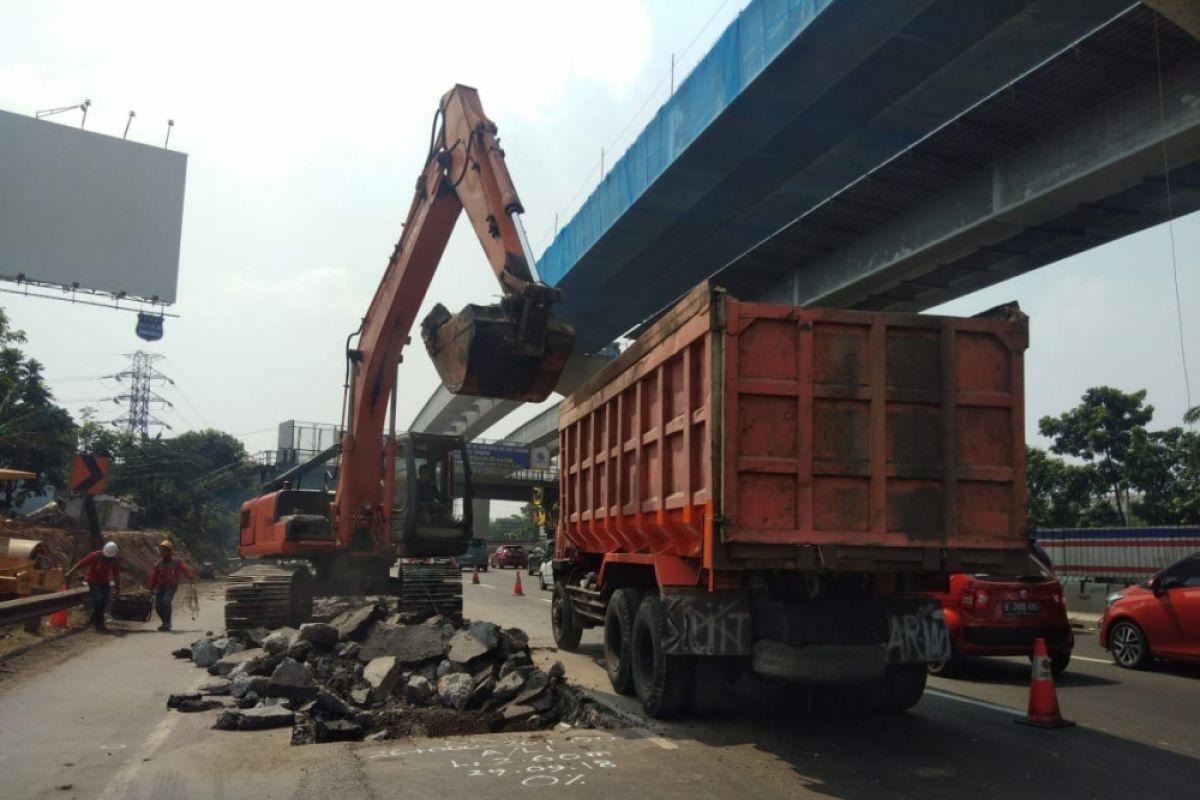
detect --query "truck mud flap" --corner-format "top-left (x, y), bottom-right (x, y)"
top-left (752, 640), bottom-right (887, 684)
top-left (884, 602), bottom-right (950, 664)
top-left (661, 591), bottom-right (752, 656)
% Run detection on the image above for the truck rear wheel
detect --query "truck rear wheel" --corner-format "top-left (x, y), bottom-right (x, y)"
top-left (631, 594), bottom-right (689, 718)
top-left (603, 588), bottom-right (640, 695)
top-left (872, 664), bottom-right (927, 714)
top-left (552, 582), bottom-right (583, 651)
top-left (687, 656), bottom-right (734, 716)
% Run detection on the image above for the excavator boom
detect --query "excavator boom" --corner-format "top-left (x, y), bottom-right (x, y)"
top-left (337, 84), bottom-right (573, 553)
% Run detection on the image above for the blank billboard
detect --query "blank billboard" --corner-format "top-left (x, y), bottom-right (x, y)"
top-left (0, 108), bottom-right (186, 304)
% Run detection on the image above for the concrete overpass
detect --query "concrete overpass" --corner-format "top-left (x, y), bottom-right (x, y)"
top-left (413, 0), bottom-right (1200, 445)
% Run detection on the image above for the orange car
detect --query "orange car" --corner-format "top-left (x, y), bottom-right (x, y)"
top-left (927, 571), bottom-right (1073, 677)
top-left (1101, 553), bottom-right (1200, 669)
top-left (489, 544), bottom-right (528, 570)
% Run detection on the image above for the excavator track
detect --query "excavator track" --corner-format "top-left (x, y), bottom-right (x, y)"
top-left (224, 563), bottom-right (312, 630)
top-left (396, 562), bottom-right (463, 618)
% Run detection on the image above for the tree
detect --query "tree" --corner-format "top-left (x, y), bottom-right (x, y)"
top-left (76, 406), bottom-right (137, 459)
top-left (1025, 446), bottom-right (1096, 529)
top-left (1127, 426), bottom-right (1200, 525)
top-left (1039, 387), bottom-right (1154, 525)
top-left (486, 503), bottom-right (539, 540)
top-left (1186, 404), bottom-right (1199, 425)
top-left (0, 309), bottom-right (75, 511)
top-left (105, 428), bottom-right (252, 559)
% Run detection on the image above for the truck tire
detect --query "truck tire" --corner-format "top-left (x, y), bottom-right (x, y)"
top-left (631, 595), bottom-right (690, 718)
top-left (551, 582), bottom-right (583, 651)
top-left (872, 664), bottom-right (927, 714)
top-left (603, 588), bottom-right (640, 695)
top-left (687, 656), bottom-right (732, 716)
top-left (925, 653), bottom-right (960, 678)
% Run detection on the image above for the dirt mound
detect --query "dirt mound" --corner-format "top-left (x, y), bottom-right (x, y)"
top-left (0, 519), bottom-right (200, 589)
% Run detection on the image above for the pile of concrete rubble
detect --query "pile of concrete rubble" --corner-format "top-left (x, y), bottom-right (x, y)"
top-left (166, 600), bottom-right (617, 745)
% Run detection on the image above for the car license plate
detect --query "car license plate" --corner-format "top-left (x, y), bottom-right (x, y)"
top-left (1002, 600), bottom-right (1040, 616)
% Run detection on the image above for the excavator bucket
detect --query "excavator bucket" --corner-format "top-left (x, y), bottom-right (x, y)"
top-left (422, 302), bottom-right (575, 402)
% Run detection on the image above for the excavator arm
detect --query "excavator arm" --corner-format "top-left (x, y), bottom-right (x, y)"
top-left (336, 84), bottom-right (573, 551)
top-left (226, 86), bottom-right (573, 628)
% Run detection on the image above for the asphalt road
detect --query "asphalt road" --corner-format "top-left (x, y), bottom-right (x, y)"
top-left (0, 575), bottom-right (1195, 799)
top-left (466, 570), bottom-right (1200, 790)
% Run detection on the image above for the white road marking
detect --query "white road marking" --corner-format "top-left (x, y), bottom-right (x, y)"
top-left (925, 688), bottom-right (1023, 717)
top-left (478, 583), bottom-right (496, 589)
top-left (1072, 655), bottom-right (1112, 665)
top-left (541, 598), bottom-right (552, 603)
top-left (648, 737), bottom-right (678, 750)
top-left (97, 697), bottom-right (187, 800)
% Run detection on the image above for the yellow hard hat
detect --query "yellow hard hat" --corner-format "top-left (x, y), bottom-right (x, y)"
top-left (159, 540), bottom-right (173, 549)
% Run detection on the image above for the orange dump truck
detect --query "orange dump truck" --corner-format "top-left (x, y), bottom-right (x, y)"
top-left (550, 283), bottom-right (1032, 717)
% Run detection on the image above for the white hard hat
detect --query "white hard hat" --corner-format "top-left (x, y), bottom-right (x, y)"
top-left (102, 541), bottom-right (119, 558)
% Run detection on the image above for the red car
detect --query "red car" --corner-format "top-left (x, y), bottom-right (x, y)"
top-left (1100, 552), bottom-right (1200, 669)
top-left (927, 571), bottom-right (1073, 677)
top-left (489, 544), bottom-right (528, 569)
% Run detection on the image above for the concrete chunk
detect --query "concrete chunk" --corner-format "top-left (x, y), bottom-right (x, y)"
top-left (267, 657), bottom-right (317, 702)
top-left (470, 675), bottom-right (495, 708)
top-left (315, 718), bottom-right (364, 743)
top-left (501, 703), bottom-right (535, 722)
top-left (511, 670), bottom-right (549, 706)
top-left (262, 630), bottom-right (292, 655)
top-left (406, 675), bottom-right (435, 706)
top-left (296, 622), bottom-right (339, 648)
top-left (358, 623), bottom-right (449, 664)
top-left (363, 656), bottom-right (403, 697)
top-left (214, 706), bottom-right (295, 731)
top-left (332, 605), bottom-right (381, 641)
top-left (191, 639), bottom-right (220, 668)
top-left (492, 671), bottom-right (526, 703)
top-left (436, 659), bottom-right (465, 679)
top-left (437, 672), bottom-right (474, 711)
top-left (315, 689), bottom-right (356, 718)
top-left (447, 621), bottom-right (500, 663)
top-left (210, 647), bottom-right (270, 677)
top-left (499, 652), bottom-right (532, 678)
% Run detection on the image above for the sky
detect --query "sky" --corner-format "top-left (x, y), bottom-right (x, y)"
top-left (0, 0), bottom-right (1197, 469)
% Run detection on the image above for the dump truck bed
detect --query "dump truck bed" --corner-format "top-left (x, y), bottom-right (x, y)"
top-left (558, 284), bottom-right (1029, 575)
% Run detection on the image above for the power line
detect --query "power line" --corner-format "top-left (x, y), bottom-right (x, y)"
top-left (1153, 13), bottom-right (1193, 412)
top-left (171, 379), bottom-right (212, 429)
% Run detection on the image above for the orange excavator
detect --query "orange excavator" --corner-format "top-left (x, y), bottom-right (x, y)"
top-left (226, 86), bottom-right (574, 628)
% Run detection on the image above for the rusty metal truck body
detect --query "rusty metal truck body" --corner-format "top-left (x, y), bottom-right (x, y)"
top-left (551, 283), bottom-right (1031, 716)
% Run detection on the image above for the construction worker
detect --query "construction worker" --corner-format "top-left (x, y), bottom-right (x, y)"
top-left (65, 540), bottom-right (121, 632)
top-left (148, 540), bottom-right (196, 631)
top-left (416, 463), bottom-right (444, 512)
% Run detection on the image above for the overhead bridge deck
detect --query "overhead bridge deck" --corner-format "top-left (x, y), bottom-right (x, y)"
top-left (414, 0), bottom-right (1200, 439)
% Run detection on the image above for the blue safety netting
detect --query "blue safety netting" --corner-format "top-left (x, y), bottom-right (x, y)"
top-left (537, 0), bottom-right (835, 286)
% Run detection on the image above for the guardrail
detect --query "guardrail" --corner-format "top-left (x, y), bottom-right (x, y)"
top-left (0, 587), bottom-right (89, 628)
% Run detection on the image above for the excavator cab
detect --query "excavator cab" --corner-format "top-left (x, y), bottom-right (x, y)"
top-left (391, 432), bottom-right (474, 558)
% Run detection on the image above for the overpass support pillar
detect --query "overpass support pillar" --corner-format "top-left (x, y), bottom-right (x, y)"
top-left (471, 498), bottom-right (490, 539)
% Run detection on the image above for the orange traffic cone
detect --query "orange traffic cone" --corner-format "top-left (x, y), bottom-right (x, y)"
top-left (471, 565), bottom-right (480, 585)
top-left (49, 583), bottom-right (70, 628)
top-left (512, 571), bottom-right (524, 596)
top-left (1016, 638), bottom-right (1074, 729)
